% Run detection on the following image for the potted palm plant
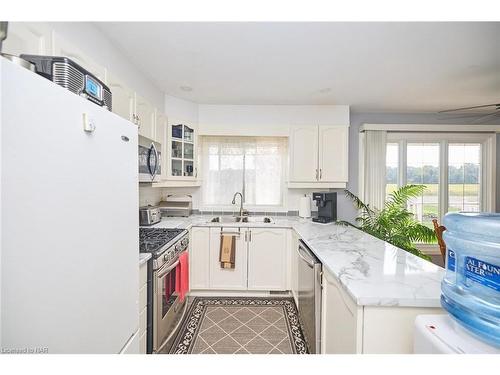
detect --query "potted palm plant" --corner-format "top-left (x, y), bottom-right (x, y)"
top-left (343, 185), bottom-right (436, 260)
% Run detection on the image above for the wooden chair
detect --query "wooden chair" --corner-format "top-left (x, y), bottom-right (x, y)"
top-left (432, 219), bottom-right (446, 264)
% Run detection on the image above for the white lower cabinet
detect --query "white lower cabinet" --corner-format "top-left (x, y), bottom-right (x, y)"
top-left (190, 227), bottom-right (210, 289)
top-left (321, 268), bottom-right (444, 354)
top-left (247, 228), bottom-right (287, 291)
top-left (209, 227), bottom-right (248, 290)
top-left (189, 226), bottom-right (288, 292)
top-left (321, 269), bottom-right (363, 354)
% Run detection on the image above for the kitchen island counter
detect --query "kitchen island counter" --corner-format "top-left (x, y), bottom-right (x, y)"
top-left (151, 215), bottom-right (445, 308)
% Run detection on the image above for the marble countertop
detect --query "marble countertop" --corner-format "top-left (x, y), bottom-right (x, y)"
top-left (149, 215), bottom-right (445, 308)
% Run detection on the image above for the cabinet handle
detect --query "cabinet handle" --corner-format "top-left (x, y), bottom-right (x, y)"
top-left (320, 169), bottom-right (322, 180)
top-left (245, 231), bottom-right (248, 242)
top-left (315, 169), bottom-right (319, 180)
top-left (195, 167), bottom-right (197, 178)
top-left (249, 230), bottom-right (252, 242)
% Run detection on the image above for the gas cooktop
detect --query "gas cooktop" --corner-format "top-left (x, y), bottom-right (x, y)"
top-left (139, 228), bottom-right (185, 255)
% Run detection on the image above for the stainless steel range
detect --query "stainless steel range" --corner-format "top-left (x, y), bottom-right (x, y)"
top-left (139, 227), bottom-right (189, 353)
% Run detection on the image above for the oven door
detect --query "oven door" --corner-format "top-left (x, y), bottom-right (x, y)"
top-left (139, 136), bottom-right (161, 182)
top-left (153, 255), bottom-right (186, 352)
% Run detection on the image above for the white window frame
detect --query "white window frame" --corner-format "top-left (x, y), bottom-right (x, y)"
top-left (386, 132), bottom-right (497, 222)
top-left (199, 136), bottom-right (289, 212)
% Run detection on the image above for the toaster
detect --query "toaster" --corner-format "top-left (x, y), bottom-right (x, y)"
top-left (139, 205), bottom-right (162, 226)
top-left (20, 54), bottom-right (112, 111)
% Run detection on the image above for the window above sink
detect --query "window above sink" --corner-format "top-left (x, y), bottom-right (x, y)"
top-left (200, 136), bottom-right (288, 210)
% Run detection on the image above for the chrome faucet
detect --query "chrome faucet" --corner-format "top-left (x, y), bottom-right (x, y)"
top-left (231, 192), bottom-right (246, 217)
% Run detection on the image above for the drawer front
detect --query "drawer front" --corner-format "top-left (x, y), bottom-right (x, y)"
top-left (140, 263), bottom-right (148, 287)
top-left (139, 331), bottom-right (147, 354)
top-left (139, 284), bottom-right (147, 310)
top-left (139, 306), bottom-right (147, 333)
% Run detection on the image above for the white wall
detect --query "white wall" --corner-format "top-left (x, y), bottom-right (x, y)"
top-left (165, 94), bottom-right (199, 124)
top-left (139, 186), bottom-right (162, 207)
top-left (198, 104), bottom-right (349, 136)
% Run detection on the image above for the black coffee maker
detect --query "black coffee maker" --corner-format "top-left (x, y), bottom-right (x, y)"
top-left (312, 192), bottom-right (337, 223)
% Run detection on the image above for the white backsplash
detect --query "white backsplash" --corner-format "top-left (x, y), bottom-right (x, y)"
top-left (139, 186), bottom-right (349, 216)
top-left (139, 186), bottom-right (162, 207)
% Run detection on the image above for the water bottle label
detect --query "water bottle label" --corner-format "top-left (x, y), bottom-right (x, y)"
top-left (464, 257), bottom-right (500, 292)
top-left (447, 249), bottom-right (456, 272)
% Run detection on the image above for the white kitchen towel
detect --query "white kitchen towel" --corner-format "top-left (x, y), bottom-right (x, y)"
top-left (299, 195), bottom-right (311, 218)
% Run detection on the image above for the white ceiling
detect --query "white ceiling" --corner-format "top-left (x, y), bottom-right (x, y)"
top-left (96, 22), bottom-right (500, 112)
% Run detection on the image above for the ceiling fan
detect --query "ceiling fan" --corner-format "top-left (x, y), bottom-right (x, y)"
top-left (438, 103), bottom-right (500, 123)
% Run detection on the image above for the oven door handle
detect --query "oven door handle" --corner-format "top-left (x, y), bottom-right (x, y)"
top-left (156, 258), bottom-right (180, 279)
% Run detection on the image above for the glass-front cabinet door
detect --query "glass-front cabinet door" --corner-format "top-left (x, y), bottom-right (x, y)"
top-left (168, 122), bottom-right (197, 179)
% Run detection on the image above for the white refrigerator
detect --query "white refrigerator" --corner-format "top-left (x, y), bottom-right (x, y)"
top-left (0, 59), bottom-right (139, 353)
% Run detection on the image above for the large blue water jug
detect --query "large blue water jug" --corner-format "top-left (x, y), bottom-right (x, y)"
top-left (441, 212), bottom-right (500, 347)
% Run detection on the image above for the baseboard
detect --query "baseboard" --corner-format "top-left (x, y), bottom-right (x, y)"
top-left (189, 290), bottom-right (292, 297)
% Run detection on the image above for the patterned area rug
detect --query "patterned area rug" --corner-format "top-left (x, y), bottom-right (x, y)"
top-left (169, 297), bottom-right (308, 354)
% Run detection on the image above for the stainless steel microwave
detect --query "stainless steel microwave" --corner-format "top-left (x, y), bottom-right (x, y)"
top-left (139, 136), bottom-right (161, 182)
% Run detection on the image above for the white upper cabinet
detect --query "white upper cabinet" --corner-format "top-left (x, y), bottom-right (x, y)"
top-left (107, 75), bottom-right (166, 145)
top-left (165, 121), bottom-right (198, 181)
top-left (289, 126), bottom-right (319, 182)
top-left (289, 124), bottom-right (349, 187)
top-left (106, 74), bottom-right (135, 122)
top-left (135, 94), bottom-right (155, 140)
top-left (52, 32), bottom-right (106, 82)
top-left (247, 228), bottom-right (287, 291)
top-left (2, 22), bottom-right (52, 56)
top-left (318, 125), bottom-right (349, 182)
top-left (155, 111), bottom-right (167, 145)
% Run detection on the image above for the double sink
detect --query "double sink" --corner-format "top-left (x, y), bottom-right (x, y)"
top-left (208, 216), bottom-right (274, 224)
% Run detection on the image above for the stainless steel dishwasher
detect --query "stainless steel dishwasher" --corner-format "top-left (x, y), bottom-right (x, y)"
top-left (297, 240), bottom-right (322, 354)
